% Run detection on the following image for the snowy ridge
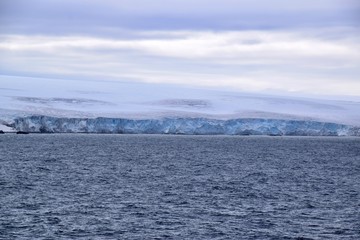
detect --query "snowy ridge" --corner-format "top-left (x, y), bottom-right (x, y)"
top-left (11, 116), bottom-right (360, 136)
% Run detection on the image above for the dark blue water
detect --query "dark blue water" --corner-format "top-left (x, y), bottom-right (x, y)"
top-left (0, 135), bottom-right (359, 239)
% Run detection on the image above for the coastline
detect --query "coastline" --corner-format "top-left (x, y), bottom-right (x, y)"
top-left (3, 115), bottom-right (359, 136)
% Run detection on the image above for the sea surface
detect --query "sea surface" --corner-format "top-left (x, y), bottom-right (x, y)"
top-left (0, 134), bottom-right (359, 239)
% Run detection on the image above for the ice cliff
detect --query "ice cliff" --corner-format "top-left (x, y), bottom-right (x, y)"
top-left (10, 116), bottom-right (360, 136)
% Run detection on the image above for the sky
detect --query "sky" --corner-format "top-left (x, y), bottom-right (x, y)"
top-left (0, 0), bottom-right (359, 97)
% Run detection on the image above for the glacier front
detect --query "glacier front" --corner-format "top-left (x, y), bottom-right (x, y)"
top-left (10, 116), bottom-right (360, 136)
top-left (2, 77), bottom-right (360, 136)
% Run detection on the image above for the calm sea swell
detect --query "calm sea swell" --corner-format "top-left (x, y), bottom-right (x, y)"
top-left (0, 135), bottom-right (359, 239)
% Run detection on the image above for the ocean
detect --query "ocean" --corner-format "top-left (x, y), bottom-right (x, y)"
top-left (0, 134), bottom-right (359, 239)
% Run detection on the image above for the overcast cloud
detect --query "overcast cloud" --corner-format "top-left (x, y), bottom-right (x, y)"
top-left (0, 0), bottom-right (359, 96)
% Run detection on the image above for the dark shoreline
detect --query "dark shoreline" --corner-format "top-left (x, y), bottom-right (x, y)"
top-left (1, 132), bottom-right (359, 138)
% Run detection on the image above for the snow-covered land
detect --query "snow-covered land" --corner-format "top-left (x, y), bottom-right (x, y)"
top-left (1, 76), bottom-right (360, 135)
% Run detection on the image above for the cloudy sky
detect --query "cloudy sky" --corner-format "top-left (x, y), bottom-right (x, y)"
top-left (1, 0), bottom-right (359, 96)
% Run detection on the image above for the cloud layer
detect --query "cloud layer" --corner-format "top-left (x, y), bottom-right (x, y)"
top-left (1, 0), bottom-right (359, 34)
top-left (1, 28), bottom-right (359, 95)
top-left (0, 0), bottom-right (359, 97)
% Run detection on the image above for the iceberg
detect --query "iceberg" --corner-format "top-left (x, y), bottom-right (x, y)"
top-left (10, 115), bottom-right (360, 136)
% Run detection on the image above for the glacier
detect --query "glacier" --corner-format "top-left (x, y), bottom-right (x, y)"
top-left (2, 77), bottom-right (360, 136)
top-left (10, 116), bottom-right (360, 136)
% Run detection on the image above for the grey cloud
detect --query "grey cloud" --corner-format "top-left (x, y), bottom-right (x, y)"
top-left (1, 0), bottom-right (359, 36)
top-left (0, 0), bottom-right (359, 97)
